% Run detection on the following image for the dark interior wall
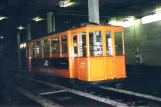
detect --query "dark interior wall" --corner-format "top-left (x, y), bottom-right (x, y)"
top-left (125, 19), bottom-right (161, 66)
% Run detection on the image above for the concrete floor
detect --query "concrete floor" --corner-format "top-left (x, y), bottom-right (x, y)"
top-left (120, 65), bottom-right (161, 97)
top-left (0, 85), bottom-right (42, 107)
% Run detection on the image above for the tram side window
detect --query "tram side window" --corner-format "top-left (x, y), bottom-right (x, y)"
top-left (89, 31), bottom-right (103, 56)
top-left (61, 36), bottom-right (68, 54)
top-left (35, 41), bottom-right (41, 57)
top-left (51, 37), bottom-right (60, 54)
top-left (115, 32), bottom-right (124, 55)
top-left (78, 32), bottom-right (86, 57)
top-left (43, 39), bottom-right (50, 55)
top-left (73, 34), bottom-right (78, 55)
top-left (106, 31), bottom-right (113, 56)
top-left (32, 43), bottom-right (36, 57)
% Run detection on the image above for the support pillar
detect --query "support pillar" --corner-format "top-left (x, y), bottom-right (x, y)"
top-left (26, 24), bottom-right (32, 70)
top-left (53, 14), bottom-right (56, 32)
top-left (17, 31), bottom-right (21, 68)
top-left (47, 12), bottom-right (53, 33)
top-left (27, 24), bottom-right (31, 41)
top-left (88, 0), bottom-right (100, 24)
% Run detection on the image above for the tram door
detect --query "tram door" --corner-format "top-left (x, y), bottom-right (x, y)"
top-left (106, 31), bottom-right (115, 79)
top-left (114, 31), bottom-right (126, 78)
top-left (72, 32), bottom-right (79, 78)
top-left (72, 31), bottom-right (88, 79)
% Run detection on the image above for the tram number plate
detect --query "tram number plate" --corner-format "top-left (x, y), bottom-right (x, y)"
top-left (81, 63), bottom-right (85, 68)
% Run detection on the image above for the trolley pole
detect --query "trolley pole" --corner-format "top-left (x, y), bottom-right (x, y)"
top-left (17, 30), bottom-right (21, 68)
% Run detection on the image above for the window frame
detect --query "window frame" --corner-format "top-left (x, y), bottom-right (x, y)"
top-left (51, 37), bottom-right (60, 57)
top-left (35, 41), bottom-right (41, 58)
top-left (31, 42), bottom-right (36, 58)
top-left (60, 35), bottom-right (68, 57)
top-left (114, 31), bottom-right (124, 55)
top-left (105, 31), bottom-right (113, 56)
top-left (89, 31), bottom-right (103, 57)
top-left (43, 39), bottom-right (50, 58)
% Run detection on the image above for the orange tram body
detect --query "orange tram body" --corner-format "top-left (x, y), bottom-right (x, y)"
top-left (27, 24), bottom-right (126, 85)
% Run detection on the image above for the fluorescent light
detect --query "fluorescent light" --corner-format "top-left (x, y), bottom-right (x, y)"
top-left (108, 20), bottom-right (116, 25)
top-left (23, 43), bottom-right (26, 48)
top-left (0, 36), bottom-right (3, 39)
top-left (110, 21), bottom-right (124, 26)
top-left (153, 13), bottom-right (161, 22)
top-left (125, 16), bottom-right (135, 21)
top-left (124, 20), bottom-right (136, 28)
top-left (141, 15), bottom-right (153, 24)
top-left (155, 8), bottom-right (161, 14)
top-left (110, 20), bottom-right (136, 28)
top-left (0, 16), bottom-right (8, 20)
top-left (59, 1), bottom-right (75, 7)
top-left (20, 43), bottom-right (26, 48)
top-left (32, 17), bottom-right (43, 22)
top-left (63, 2), bottom-right (74, 7)
top-left (142, 13), bottom-right (161, 24)
top-left (20, 44), bottom-right (24, 48)
top-left (17, 26), bottom-right (25, 30)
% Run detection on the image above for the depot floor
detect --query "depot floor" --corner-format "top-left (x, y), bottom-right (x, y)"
top-left (0, 86), bottom-right (42, 107)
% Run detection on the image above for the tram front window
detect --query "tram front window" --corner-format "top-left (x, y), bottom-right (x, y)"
top-left (78, 32), bottom-right (86, 57)
top-left (73, 34), bottom-right (78, 56)
top-left (106, 31), bottom-right (113, 56)
top-left (89, 31), bottom-right (103, 56)
top-left (115, 32), bottom-right (124, 55)
top-left (32, 43), bottom-right (36, 57)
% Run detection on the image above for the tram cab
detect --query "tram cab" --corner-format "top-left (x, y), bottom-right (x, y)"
top-left (27, 24), bottom-right (126, 83)
top-left (70, 25), bottom-right (126, 82)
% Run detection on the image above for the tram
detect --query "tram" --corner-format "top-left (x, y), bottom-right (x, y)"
top-left (26, 23), bottom-right (126, 85)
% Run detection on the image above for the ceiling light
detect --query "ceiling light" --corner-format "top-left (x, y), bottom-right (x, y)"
top-left (126, 16), bottom-right (135, 21)
top-left (110, 20), bottom-right (136, 28)
top-left (141, 12), bottom-right (161, 24)
top-left (0, 36), bottom-right (3, 39)
top-left (32, 17), bottom-right (43, 22)
top-left (17, 26), bottom-right (25, 30)
top-left (108, 20), bottom-right (116, 24)
top-left (23, 43), bottom-right (26, 48)
top-left (20, 44), bottom-right (24, 49)
top-left (59, 1), bottom-right (75, 7)
top-left (0, 16), bottom-right (8, 20)
top-left (155, 7), bottom-right (161, 14)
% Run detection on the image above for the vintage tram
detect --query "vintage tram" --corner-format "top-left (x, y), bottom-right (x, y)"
top-left (26, 23), bottom-right (126, 85)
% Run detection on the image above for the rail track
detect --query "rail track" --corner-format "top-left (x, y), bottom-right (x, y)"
top-left (7, 71), bottom-right (161, 107)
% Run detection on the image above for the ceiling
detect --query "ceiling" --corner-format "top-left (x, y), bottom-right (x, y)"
top-left (0, 0), bottom-right (161, 39)
top-left (0, 0), bottom-right (161, 21)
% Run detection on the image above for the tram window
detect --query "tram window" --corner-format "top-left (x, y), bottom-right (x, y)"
top-left (32, 43), bottom-right (36, 57)
top-left (35, 41), bottom-right (41, 57)
top-left (78, 32), bottom-right (86, 57)
top-left (89, 31), bottom-right (103, 56)
top-left (73, 34), bottom-right (78, 55)
top-left (51, 37), bottom-right (60, 54)
top-left (61, 36), bottom-right (68, 53)
top-left (115, 32), bottom-right (123, 55)
top-left (106, 31), bottom-right (113, 56)
top-left (43, 39), bottom-right (50, 55)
